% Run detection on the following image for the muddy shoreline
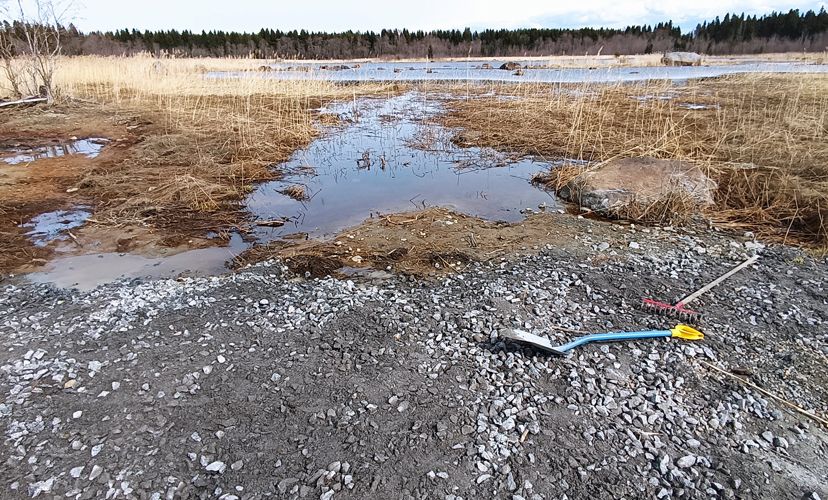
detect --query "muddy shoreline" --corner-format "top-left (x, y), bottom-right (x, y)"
top-left (3, 73), bottom-right (827, 291)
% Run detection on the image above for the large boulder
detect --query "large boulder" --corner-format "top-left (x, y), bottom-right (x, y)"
top-left (559, 157), bottom-right (716, 213)
top-left (661, 52), bottom-right (702, 67)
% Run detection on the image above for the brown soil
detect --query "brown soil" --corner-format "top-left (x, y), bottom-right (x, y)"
top-left (0, 103), bottom-right (137, 271)
top-left (0, 96), bottom-right (314, 273)
top-left (1, 82), bottom-right (406, 275)
top-left (236, 207), bottom-right (631, 277)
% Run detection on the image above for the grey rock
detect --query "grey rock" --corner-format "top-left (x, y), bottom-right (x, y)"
top-left (205, 461), bottom-right (226, 474)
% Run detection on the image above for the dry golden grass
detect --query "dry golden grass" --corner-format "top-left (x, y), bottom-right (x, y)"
top-left (444, 73), bottom-right (828, 245)
top-left (1, 55), bottom-right (400, 228)
top-left (0, 56), bottom-right (403, 270)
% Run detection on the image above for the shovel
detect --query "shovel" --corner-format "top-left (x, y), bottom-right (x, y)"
top-left (501, 324), bottom-right (703, 356)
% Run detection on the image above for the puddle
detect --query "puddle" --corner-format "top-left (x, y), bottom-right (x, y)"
top-left (22, 208), bottom-right (91, 247)
top-left (2, 138), bottom-right (107, 165)
top-left (247, 92), bottom-right (557, 239)
top-left (679, 103), bottom-right (719, 110)
top-left (633, 94), bottom-right (676, 102)
top-left (27, 234), bottom-right (247, 291)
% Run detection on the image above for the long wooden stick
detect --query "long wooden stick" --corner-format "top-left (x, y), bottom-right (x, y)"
top-left (680, 255), bottom-right (760, 305)
top-left (0, 97), bottom-right (47, 108)
top-left (698, 360), bottom-right (828, 428)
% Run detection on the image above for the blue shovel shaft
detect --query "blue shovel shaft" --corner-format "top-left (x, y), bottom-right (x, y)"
top-left (553, 330), bottom-right (672, 354)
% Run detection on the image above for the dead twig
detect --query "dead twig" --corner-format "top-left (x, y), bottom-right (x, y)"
top-left (255, 219), bottom-right (286, 227)
top-left (698, 360), bottom-right (828, 428)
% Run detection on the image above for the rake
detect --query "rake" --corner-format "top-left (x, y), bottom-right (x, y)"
top-left (642, 254), bottom-right (760, 321)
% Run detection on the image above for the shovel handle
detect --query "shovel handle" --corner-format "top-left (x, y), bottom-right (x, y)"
top-left (554, 330), bottom-right (672, 353)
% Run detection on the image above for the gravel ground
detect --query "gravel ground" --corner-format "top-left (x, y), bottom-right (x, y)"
top-left (1, 217), bottom-right (826, 500)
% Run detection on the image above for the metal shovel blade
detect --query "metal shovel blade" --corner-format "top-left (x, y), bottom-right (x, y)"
top-left (501, 329), bottom-right (565, 356)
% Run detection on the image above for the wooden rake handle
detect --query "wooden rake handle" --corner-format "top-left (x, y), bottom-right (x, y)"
top-left (679, 254), bottom-right (760, 306)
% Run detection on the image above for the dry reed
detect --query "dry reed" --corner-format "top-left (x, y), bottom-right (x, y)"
top-left (0, 55), bottom-right (399, 236)
top-left (445, 73), bottom-right (828, 245)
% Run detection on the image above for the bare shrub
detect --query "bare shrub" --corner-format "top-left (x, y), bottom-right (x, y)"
top-left (0, 0), bottom-right (73, 102)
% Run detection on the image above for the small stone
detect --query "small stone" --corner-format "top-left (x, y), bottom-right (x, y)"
top-left (72, 411), bottom-right (82, 419)
top-left (217, 355), bottom-right (226, 364)
top-left (658, 454), bottom-right (670, 474)
top-left (91, 444), bottom-right (103, 457)
top-left (676, 455), bottom-right (696, 468)
top-left (70, 466), bottom-right (84, 478)
top-left (231, 460), bottom-right (243, 471)
top-left (89, 465), bottom-right (103, 481)
top-left (206, 461), bottom-right (226, 473)
top-left (277, 478), bottom-right (299, 494)
top-left (476, 474), bottom-right (492, 484)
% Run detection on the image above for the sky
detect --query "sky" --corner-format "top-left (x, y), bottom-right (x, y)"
top-left (6, 0), bottom-right (828, 33)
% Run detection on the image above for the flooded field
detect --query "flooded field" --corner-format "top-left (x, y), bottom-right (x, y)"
top-left (8, 62), bottom-right (828, 288)
top-left (26, 91), bottom-right (559, 287)
top-left (247, 92), bottom-right (557, 239)
top-left (214, 61), bottom-right (828, 83)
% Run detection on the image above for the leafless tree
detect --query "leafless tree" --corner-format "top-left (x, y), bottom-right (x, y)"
top-left (0, 2), bottom-right (26, 98)
top-left (1, 0), bottom-right (73, 103)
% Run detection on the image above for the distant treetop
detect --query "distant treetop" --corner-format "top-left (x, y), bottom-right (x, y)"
top-left (3, 8), bottom-right (827, 58)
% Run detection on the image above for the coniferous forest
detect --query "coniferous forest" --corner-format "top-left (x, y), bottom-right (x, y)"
top-left (2, 8), bottom-right (828, 58)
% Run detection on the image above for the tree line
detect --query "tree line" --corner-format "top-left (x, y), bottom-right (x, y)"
top-left (2, 8), bottom-right (827, 59)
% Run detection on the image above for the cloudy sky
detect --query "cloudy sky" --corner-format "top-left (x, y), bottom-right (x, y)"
top-left (7, 0), bottom-right (828, 32)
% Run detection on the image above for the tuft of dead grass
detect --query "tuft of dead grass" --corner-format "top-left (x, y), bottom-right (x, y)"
top-left (280, 184), bottom-right (309, 201)
top-left (446, 74), bottom-right (828, 246)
